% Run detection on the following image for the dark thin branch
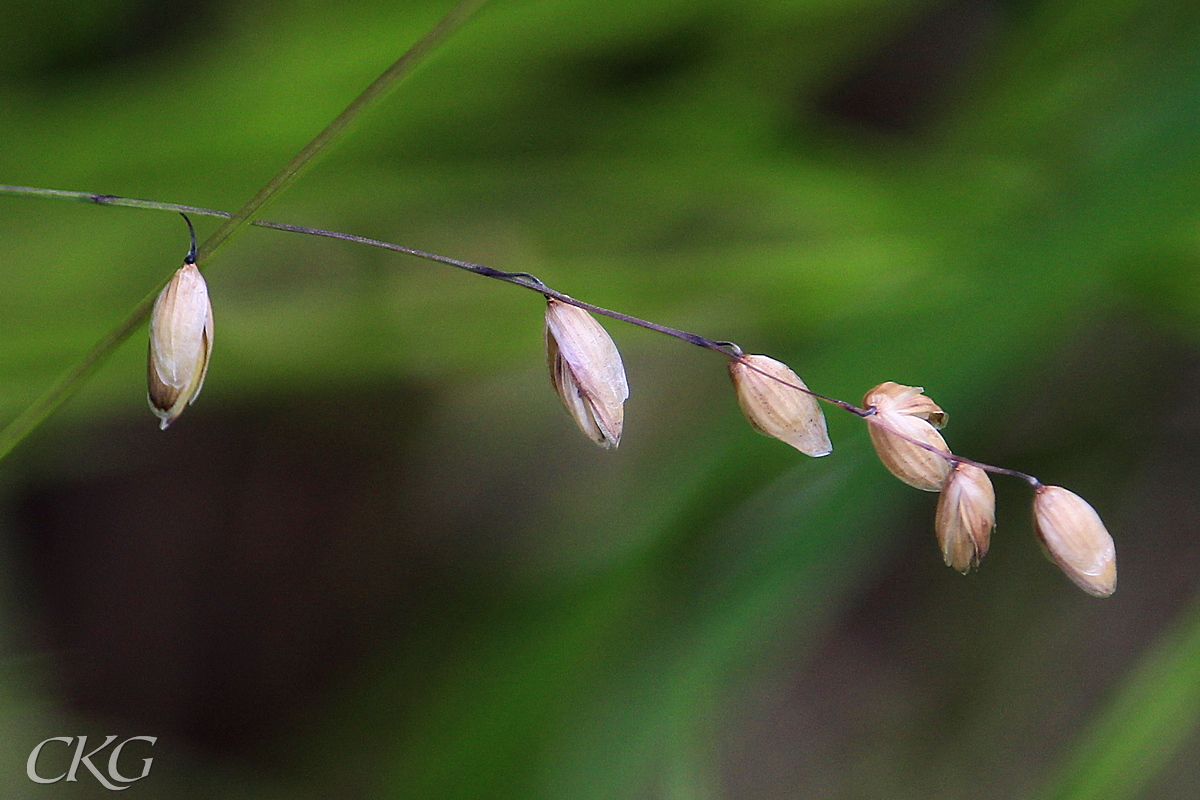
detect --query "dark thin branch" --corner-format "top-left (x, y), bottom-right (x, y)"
top-left (0, 0), bottom-right (489, 460)
top-left (0, 182), bottom-right (1041, 487)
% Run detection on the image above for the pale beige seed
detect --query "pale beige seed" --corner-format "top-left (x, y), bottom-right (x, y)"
top-left (544, 298), bottom-right (629, 449)
top-left (1033, 485), bottom-right (1116, 597)
top-left (729, 355), bottom-right (831, 457)
top-left (935, 463), bottom-right (995, 573)
top-left (148, 262), bottom-right (213, 430)
top-left (870, 381), bottom-right (947, 429)
top-left (863, 382), bottom-right (952, 492)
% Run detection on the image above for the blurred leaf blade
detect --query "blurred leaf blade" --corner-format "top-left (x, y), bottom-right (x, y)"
top-left (1035, 597), bottom-right (1200, 800)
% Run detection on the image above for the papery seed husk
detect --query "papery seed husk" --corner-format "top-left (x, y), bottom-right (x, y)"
top-left (1033, 485), bottom-right (1116, 597)
top-left (545, 298), bottom-right (629, 448)
top-left (147, 266), bottom-right (213, 426)
top-left (729, 355), bottom-right (831, 457)
top-left (935, 463), bottom-right (994, 573)
top-left (866, 411), bottom-right (952, 491)
top-left (148, 263), bottom-right (213, 429)
top-left (863, 382), bottom-right (952, 491)
top-left (864, 381), bottom-right (947, 429)
top-left (548, 330), bottom-right (608, 445)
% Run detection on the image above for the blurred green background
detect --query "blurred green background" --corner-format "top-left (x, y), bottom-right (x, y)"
top-left (1, 0), bottom-right (1199, 797)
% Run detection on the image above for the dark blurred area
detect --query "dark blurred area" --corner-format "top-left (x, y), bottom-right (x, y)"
top-left (16, 390), bottom-right (421, 754)
top-left (817, 0), bottom-right (1003, 134)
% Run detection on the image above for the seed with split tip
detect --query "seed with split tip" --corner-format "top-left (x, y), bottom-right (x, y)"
top-left (545, 298), bottom-right (629, 449)
top-left (935, 462), bottom-right (994, 573)
top-left (864, 381), bottom-right (952, 491)
top-left (729, 354), bottom-right (831, 457)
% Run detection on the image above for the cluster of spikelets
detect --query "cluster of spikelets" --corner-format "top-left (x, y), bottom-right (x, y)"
top-left (538, 300), bottom-right (1116, 598)
top-left (147, 246), bottom-right (1115, 597)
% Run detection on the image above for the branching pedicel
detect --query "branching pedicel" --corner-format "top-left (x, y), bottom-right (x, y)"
top-left (2, 191), bottom-right (1117, 597)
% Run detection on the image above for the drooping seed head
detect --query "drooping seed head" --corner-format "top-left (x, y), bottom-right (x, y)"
top-left (1033, 485), bottom-right (1117, 597)
top-left (935, 462), bottom-right (995, 573)
top-left (864, 381), bottom-right (952, 491)
top-left (545, 298), bottom-right (629, 449)
top-left (728, 354), bottom-right (831, 457)
top-left (148, 262), bottom-right (213, 429)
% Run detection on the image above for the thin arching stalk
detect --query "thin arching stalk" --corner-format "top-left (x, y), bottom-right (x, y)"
top-left (0, 184), bottom-right (1044, 489)
top-left (195, 0), bottom-right (489, 265)
top-left (0, 0), bottom-right (488, 460)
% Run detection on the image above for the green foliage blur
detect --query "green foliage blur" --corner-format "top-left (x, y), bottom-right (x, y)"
top-left (2, 0), bottom-right (1200, 797)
